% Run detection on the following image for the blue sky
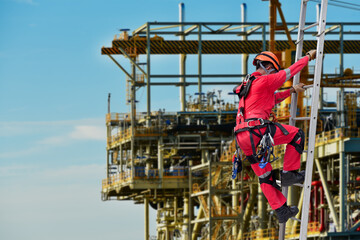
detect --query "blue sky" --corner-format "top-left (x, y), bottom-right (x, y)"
top-left (0, 0), bottom-right (358, 239)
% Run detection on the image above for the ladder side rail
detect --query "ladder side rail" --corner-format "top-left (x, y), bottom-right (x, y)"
top-left (279, 1), bottom-right (309, 239)
top-left (289, 0), bottom-right (308, 127)
top-left (299, 1), bottom-right (328, 239)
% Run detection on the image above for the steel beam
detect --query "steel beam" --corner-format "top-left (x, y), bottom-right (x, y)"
top-left (107, 55), bottom-right (134, 81)
top-left (117, 47), bottom-right (148, 78)
top-left (315, 158), bottom-right (339, 231)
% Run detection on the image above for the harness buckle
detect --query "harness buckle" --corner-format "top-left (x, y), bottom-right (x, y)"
top-left (246, 118), bottom-right (265, 128)
top-left (258, 118), bottom-right (265, 125)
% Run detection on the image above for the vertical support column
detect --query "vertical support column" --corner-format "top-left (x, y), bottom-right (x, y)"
top-left (131, 57), bottom-right (136, 178)
top-left (106, 149), bottom-right (110, 178)
top-left (232, 179), bottom-right (238, 237)
top-left (174, 196), bottom-right (178, 225)
top-left (269, 0), bottom-right (276, 52)
top-left (339, 23), bottom-right (345, 128)
top-left (258, 186), bottom-right (267, 229)
top-left (339, 151), bottom-right (347, 232)
top-left (106, 98), bottom-right (111, 179)
top-left (339, 24), bottom-right (345, 128)
top-left (315, 158), bottom-right (339, 231)
top-left (208, 161), bottom-right (212, 238)
top-left (197, 24), bottom-right (202, 109)
top-left (188, 161), bottom-right (193, 240)
top-left (179, 3), bottom-right (187, 111)
top-left (145, 198), bottom-right (149, 240)
top-left (338, 89), bottom-right (345, 128)
top-left (241, 3), bottom-right (248, 75)
top-left (146, 22), bottom-right (151, 126)
top-left (262, 24), bottom-right (266, 51)
top-left (158, 137), bottom-right (163, 179)
top-left (339, 23), bottom-right (344, 76)
top-left (120, 144), bottom-right (123, 172)
top-left (239, 170), bottom-right (244, 232)
top-left (182, 194), bottom-right (189, 240)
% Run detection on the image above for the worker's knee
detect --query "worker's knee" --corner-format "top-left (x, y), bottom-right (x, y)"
top-left (259, 171), bottom-right (280, 190)
top-left (289, 129), bottom-right (305, 154)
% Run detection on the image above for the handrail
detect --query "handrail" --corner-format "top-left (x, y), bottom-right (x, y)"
top-left (102, 167), bottom-right (189, 190)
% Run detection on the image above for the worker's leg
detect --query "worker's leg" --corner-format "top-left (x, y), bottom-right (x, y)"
top-left (236, 126), bottom-right (302, 221)
top-left (271, 124), bottom-right (305, 186)
top-left (272, 124), bottom-right (304, 171)
top-left (251, 161), bottom-right (287, 210)
top-left (236, 131), bottom-right (286, 210)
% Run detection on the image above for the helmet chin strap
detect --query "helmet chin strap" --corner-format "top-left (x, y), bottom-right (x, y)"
top-left (259, 61), bottom-right (276, 75)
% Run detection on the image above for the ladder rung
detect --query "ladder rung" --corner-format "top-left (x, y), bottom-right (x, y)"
top-left (303, 84), bottom-right (313, 89)
top-left (292, 117), bottom-right (311, 121)
top-left (290, 217), bottom-right (301, 222)
top-left (302, 22), bottom-right (319, 31)
top-left (276, 180), bottom-right (303, 188)
top-left (295, 37), bottom-right (304, 45)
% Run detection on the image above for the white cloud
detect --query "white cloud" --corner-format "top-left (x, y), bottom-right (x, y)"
top-left (69, 125), bottom-right (106, 141)
top-left (0, 119), bottom-right (106, 159)
top-left (0, 118), bottom-right (104, 137)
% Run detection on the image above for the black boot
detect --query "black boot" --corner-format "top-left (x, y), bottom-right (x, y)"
top-left (275, 204), bottom-right (299, 223)
top-left (281, 170), bottom-right (305, 187)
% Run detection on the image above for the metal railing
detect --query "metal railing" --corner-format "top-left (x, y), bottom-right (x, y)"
top-left (102, 167), bottom-right (188, 190)
top-left (242, 222), bottom-right (320, 239)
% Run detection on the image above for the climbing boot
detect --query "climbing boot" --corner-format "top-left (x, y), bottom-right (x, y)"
top-left (281, 170), bottom-right (305, 187)
top-left (275, 204), bottom-right (299, 223)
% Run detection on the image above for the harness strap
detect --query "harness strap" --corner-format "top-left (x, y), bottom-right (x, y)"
top-left (249, 131), bottom-right (257, 155)
top-left (246, 155), bottom-right (258, 164)
top-left (249, 128), bottom-right (262, 138)
top-left (289, 129), bottom-right (305, 154)
top-left (273, 122), bottom-right (289, 135)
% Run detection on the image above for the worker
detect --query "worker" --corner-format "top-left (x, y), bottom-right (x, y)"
top-left (233, 50), bottom-right (316, 223)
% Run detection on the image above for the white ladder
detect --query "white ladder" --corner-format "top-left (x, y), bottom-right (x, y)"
top-left (278, 0), bottom-right (328, 239)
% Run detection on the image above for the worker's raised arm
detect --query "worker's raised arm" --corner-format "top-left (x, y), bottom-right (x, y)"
top-left (267, 49), bottom-right (316, 93)
top-left (267, 56), bottom-right (309, 93)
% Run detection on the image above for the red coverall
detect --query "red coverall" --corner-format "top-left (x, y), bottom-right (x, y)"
top-left (235, 56), bottom-right (309, 210)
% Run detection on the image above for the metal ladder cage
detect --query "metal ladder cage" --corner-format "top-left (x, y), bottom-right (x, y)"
top-left (278, 0), bottom-right (328, 240)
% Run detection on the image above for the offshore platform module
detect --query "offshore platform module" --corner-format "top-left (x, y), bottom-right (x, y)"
top-left (101, 1), bottom-right (360, 240)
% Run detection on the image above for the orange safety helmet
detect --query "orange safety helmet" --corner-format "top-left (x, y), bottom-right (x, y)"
top-left (253, 51), bottom-right (281, 72)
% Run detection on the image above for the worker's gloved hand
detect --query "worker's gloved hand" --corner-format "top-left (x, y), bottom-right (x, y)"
top-left (306, 49), bottom-right (316, 61)
top-left (291, 83), bottom-right (305, 93)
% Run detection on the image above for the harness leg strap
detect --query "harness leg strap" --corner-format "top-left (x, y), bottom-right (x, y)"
top-left (289, 129), bottom-right (305, 154)
top-left (246, 155), bottom-right (259, 164)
